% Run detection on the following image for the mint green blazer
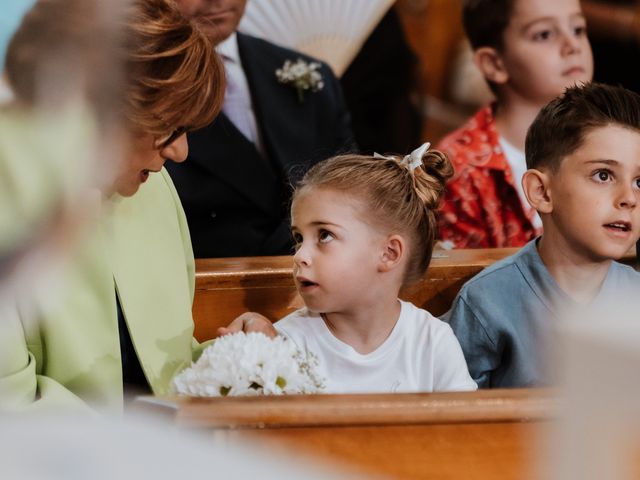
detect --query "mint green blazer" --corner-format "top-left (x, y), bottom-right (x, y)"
top-left (0, 169), bottom-right (208, 412)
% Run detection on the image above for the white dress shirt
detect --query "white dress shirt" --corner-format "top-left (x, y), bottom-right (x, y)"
top-left (216, 33), bottom-right (264, 154)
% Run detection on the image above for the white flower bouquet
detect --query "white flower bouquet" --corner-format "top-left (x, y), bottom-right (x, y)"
top-left (275, 58), bottom-right (324, 102)
top-left (173, 332), bottom-right (325, 397)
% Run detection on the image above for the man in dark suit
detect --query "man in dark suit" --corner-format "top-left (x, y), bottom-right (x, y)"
top-left (169, 0), bottom-right (356, 258)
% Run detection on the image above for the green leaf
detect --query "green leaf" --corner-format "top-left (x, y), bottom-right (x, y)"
top-left (276, 376), bottom-right (287, 389)
top-left (219, 386), bottom-right (231, 396)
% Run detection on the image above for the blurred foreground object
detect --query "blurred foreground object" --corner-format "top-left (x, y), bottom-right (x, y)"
top-left (0, 414), bottom-right (358, 479)
top-left (0, 105), bottom-right (99, 306)
top-left (0, 0), bottom-right (36, 69)
top-left (546, 302), bottom-right (640, 479)
top-left (238, 0), bottom-right (395, 76)
top-left (0, 0), bottom-right (124, 306)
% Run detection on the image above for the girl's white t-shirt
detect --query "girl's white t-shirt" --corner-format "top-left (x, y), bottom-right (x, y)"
top-left (275, 300), bottom-right (477, 394)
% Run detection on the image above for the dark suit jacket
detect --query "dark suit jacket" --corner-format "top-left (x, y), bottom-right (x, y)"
top-left (341, 8), bottom-right (422, 155)
top-left (166, 33), bottom-right (356, 258)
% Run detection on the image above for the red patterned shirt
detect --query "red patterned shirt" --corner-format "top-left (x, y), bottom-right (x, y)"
top-left (437, 106), bottom-right (538, 248)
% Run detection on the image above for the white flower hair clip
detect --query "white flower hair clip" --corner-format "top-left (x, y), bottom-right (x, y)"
top-left (275, 58), bottom-right (325, 103)
top-left (373, 142), bottom-right (431, 172)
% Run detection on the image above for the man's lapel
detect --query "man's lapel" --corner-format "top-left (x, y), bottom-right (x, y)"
top-left (187, 111), bottom-right (282, 214)
top-left (237, 33), bottom-right (319, 181)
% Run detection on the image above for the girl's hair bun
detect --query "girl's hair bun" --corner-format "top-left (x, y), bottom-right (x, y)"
top-left (413, 149), bottom-right (453, 210)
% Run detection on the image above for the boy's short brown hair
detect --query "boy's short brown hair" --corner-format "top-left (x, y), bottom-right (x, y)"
top-left (462, 0), bottom-right (517, 51)
top-left (526, 83), bottom-right (640, 172)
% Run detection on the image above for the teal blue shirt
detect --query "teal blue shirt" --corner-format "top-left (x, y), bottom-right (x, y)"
top-left (442, 239), bottom-right (640, 388)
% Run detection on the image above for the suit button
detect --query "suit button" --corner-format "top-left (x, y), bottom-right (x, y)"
top-left (210, 211), bottom-right (217, 219)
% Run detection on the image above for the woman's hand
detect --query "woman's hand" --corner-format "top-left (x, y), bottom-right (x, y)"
top-left (216, 312), bottom-right (277, 338)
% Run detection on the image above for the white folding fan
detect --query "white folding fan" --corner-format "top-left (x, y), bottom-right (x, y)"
top-left (238, 0), bottom-right (396, 77)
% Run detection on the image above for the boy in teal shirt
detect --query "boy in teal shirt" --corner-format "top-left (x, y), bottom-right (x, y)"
top-left (444, 82), bottom-right (640, 388)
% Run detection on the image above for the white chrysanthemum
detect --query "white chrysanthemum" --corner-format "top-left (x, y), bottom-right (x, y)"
top-left (173, 332), bottom-right (325, 397)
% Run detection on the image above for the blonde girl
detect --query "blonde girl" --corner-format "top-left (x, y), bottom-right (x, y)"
top-left (274, 144), bottom-right (477, 393)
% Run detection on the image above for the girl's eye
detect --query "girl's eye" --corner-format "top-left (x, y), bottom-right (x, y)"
top-left (533, 29), bottom-right (553, 41)
top-left (592, 170), bottom-right (612, 183)
top-left (634, 178), bottom-right (640, 189)
top-left (292, 232), bottom-right (302, 248)
top-left (574, 25), bottom-right (587, 36)
top-left (318, 229), bottom-right (334, 244)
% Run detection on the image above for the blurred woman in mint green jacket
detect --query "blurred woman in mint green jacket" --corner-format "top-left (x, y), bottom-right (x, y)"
top-left (0, 0), bottom-right (224, 412)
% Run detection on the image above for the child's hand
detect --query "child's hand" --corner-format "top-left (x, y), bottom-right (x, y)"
top-left (216, 312), bottom-right (277, 338)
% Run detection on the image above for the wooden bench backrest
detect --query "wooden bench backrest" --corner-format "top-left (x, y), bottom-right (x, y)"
top-left (153, 388), bottom-right (555, 479)
top-left (193, 248), bottom-right (519, 341)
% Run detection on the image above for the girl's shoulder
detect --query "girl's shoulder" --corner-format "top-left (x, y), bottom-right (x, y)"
top-left (398, 300), bottom-right (455, 338)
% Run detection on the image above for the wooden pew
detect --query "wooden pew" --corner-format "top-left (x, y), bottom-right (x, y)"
top-left (194, 247), bottom-right (638, 341)
top-left (583, 1), bottom-right (640, 42)
top-left (185, 250), bottom-right (638, 477)
top-left (193, 248), bottom-right (519, 341)
top-left (151, 388), bottom-right (556, 479)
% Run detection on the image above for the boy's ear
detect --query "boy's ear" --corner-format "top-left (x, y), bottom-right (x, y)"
top-left (379, 234), bottom-right (405, 273)
top-left (522, 169), bottom-right (553, 214)
top-left (473, 47), bottom-right (509, 85)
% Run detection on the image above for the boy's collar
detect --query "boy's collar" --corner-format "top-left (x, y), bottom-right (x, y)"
top-left (533, 236), bottom-right (618, 306)
top-left (516, 238), bottom-right (574, 314)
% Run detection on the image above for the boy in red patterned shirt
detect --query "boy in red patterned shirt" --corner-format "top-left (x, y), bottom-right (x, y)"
top-left (438, 0), bottom-right (593, 248)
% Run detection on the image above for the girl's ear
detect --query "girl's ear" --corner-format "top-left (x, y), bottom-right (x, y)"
top-left (473, 47), bottom-right (509, 85)
top-left (522, 168), bottom-right (553, 214)
top-left (379, 234), bottom-right (405, 273)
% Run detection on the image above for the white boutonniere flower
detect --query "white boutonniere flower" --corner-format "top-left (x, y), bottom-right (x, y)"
top-left (275, 58), bottom-right (325, 103)
top-left (173, 332), bottom-right (325, 397)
